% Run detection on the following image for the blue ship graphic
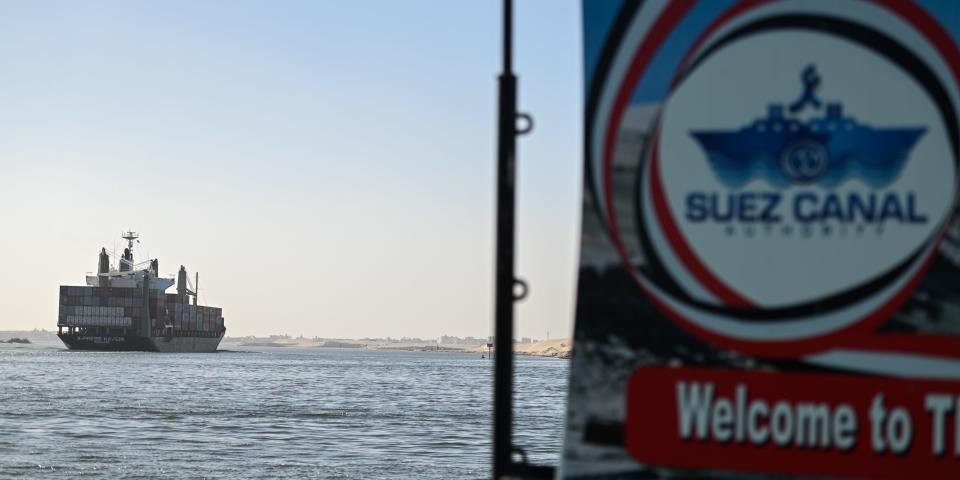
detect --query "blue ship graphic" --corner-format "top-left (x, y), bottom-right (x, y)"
top-left (689, 66), bottom-right (926, 189)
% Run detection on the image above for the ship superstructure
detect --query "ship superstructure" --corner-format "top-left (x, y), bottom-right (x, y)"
top-left (57, 231), bottom-right (225, 352)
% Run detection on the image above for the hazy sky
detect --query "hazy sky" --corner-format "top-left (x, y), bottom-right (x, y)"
top-left (0, 1), bottom-right (583, 339)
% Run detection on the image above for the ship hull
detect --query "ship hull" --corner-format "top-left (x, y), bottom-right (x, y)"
top-left (149, 335), bottom-right (223, 353)
top-left (58, 333), bottom-right (223, 353)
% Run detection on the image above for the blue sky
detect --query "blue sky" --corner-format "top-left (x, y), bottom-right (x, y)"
top-left (0, 1), bottom-right (583, 339)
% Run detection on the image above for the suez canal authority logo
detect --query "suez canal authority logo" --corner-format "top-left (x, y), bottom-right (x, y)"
top-left (687, 64), bottom-right (928, 235)
top-left (588, 0), bottom-right (960, 363)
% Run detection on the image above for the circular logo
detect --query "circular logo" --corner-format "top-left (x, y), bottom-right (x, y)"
top-left (590, 0), bottom-right (960, 356)
top-left (780, 139), bottom-right (829, 183)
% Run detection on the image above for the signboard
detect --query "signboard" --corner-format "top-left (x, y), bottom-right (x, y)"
top-left (561, 1), bottom-right (960, 478)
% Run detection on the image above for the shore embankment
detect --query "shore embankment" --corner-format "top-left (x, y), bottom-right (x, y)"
top-left (221, 337), bottom-right (573, 359)
top-left (465, 339), bottom-right (572, 359)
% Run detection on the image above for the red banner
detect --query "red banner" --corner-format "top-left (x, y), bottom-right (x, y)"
top-left (626, 366), bottom-right (960, 479)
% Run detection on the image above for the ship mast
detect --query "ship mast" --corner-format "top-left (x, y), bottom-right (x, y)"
top-left (121, 230), bottom-right (139, 255)
top-left (120, 230), bottom-right (139, 272)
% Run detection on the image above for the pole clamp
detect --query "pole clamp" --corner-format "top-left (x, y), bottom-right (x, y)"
top-left (513, 278), bottom-right (529, 301)
top-left (515, 112), bottom-right (534, 135)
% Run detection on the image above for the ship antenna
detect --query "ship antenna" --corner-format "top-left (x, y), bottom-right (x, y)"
top-left (121, 230), bottom-right (139, 250)
top-left (121, 230), bottom-right (140, 267)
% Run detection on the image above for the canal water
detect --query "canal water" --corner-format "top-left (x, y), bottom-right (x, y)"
top-left (0, 341), bottom-right (569, 479)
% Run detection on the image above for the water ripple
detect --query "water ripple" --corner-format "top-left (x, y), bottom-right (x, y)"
top-left (0, 342), bottom-right (568, 479)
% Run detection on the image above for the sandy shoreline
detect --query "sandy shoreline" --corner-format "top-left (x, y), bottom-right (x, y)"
top-left (221, 337), bottom-right (573, 359)
top-left (1, 330), bottom-right (573, 359)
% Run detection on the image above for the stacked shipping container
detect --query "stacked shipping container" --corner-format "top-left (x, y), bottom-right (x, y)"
top-left (58, 286), bottom-right (224, 336)
top-left (163, 301), bottom-right (224, 333)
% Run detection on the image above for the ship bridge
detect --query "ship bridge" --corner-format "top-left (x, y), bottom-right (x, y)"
top-left (84, 231), bottom-right (175, 291)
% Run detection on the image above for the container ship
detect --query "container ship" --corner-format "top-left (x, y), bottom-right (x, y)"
top-left (56, 231), bottom-right (225, 352)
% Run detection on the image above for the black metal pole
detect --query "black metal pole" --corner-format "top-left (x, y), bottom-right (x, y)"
top-left (494, 0), bottom-right (516, 478)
